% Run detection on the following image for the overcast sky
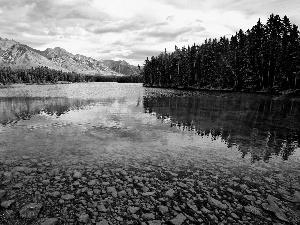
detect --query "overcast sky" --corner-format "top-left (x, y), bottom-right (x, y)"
top-left (0, 0), bottom-right (299, 66)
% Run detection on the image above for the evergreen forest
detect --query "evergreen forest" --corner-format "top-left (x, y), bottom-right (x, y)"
top-left (0, 66), bottom-right (143, 85)
top-left (142, 14), bottom-right (300, 94)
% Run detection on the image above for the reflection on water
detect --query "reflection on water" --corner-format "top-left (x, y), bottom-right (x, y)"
top-left (0, 97), bottom-right (96, 125)
top-left (143, 89), bottom-right (300, 162)
top-left (0, 83), bottom-right (299, 168)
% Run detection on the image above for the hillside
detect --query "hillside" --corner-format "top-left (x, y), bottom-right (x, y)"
top-left (0, 37), bottom-right (138, 76)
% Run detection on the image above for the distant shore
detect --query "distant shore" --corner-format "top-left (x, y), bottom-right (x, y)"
top-left (143, 84), bottom-right (300, 96)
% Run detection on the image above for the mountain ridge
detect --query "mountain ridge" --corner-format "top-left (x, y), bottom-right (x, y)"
top-left (0, 37), bottom-right (140, 76)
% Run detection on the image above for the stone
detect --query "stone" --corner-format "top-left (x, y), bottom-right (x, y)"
top-left (97, 219), bottom-right (109, 225)
top-left (61, 194), bottom-right (75, 200)
top-left (244, 205), bottom-right (262, 216)
top-left (147, 220), bottom-right (162, 225)
top-left (78, 213), bottom-right (89, 223)
top-left (88, 179), bottom-right (97, 186)
top-left (40, 218), bottom-right (59, 225)
top-left (208, 197), bottom-right (228, 210)
top-left (19, 203), bottom-right (42, 219)
top-left (42, 179), bottom-right (50, 185)
top-left (97, 204), bottom-right (107, 212)
top-left (169, 213), bottom-right (186, 225)
top-left (244, 195), bottom-right (256, 202)
top-left (1, 200), bottom-right (15, 209)
top-left (142, 192), bottom-right (156, 196)
top-left (13, 183), bottom-right (23, 189)
top-left (128, 206), bottom-right (140, 214)
top-left (118, 190), bottom-right (127, 197)
top-left (73, 171), bottom-right (82, 179)
top-left (158, 205), bottom-right (168, 214)
top-left (0, 190), bottom-right (6, 200)
top-left (51, 191), bottom-right (60, 197)
top-left (187, 200), bottom-right (198, 211)
top-left (262, 195), bottom-right (289, 222)
top-left (165, 189), bottom-right (175, 197)
top-left (142, 213), bottom-right (155, 220)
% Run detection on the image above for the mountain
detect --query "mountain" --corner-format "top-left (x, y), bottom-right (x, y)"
top-left (103, 60), bottom-right (140, 76)
top-left (0, 37), bottom-right (138, 76)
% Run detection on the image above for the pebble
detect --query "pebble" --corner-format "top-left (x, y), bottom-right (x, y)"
top-left (19, 203), bottom-right (42, 219)
top-left (61, 194), bottom-right (75, 200)
top-left (40, 218), bottom-right (59, 225)
top-left (1, 200), bottom-right (15, 209)
top-left (208, 196), bottom-right (228, 210)
top-left (165, 189), bottom-right (175, 197)
top-left (169, 213), bottom-right (186, 225)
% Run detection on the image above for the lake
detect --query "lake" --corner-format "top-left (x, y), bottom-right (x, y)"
top-left (0, 83), bottom-right (299, 169)
top-left (0, 83), bottom-right (299, 224)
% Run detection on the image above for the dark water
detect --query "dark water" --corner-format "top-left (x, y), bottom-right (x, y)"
top-left (0, 83), bottom-right (299, 173)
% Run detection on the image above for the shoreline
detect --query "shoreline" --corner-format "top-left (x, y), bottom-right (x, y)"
top-left (143, 84), bottom-right (300, 96)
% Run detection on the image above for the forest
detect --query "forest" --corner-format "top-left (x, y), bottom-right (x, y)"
top-left (142, 14), bottom-right (300, 94)
top-left (0, 66), bottom-right (143, 85)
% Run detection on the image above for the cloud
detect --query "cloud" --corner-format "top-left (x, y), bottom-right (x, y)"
top-left (1, 0), bottom-right (300, 66)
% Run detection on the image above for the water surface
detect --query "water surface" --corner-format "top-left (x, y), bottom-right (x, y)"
top-left (0, 83), bottom-right (299, 175)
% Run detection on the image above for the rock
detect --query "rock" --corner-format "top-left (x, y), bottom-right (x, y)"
top-left (51, 191), bottom-right (60, 197)
top-left (142, 213), bottom-right (155, 220)
top-left (42, 179), bottom-right (50, 185)
top-left (40, 218), bottom-right (59, 225)
top-left (13, 183), bottom-right (23, 189)
top-left (0, 190), bottom-right (6, 200)
top-left (294, 191), bottom-right (300, 203)
top-left (97, 219), bottom-right (109, 225)
top-left (264, 177), bottom-right (276, 183)
top-left (165, 189), bottom-right (175, 197)
top-left (147, 220), bottom-right (162, 225)
top-left (1, 200), bottom-right (15, 209)
top-left (73, 171), bottom-right (82, 179)
top-left (78, 213), bottom-right (89, 223)
top-left (244, 195), bottom-right (256, 202)
top-left (88, 179), bottom-right (97, 186)
top-left (231, 213), bottom-right (239, 219)
top-left (187, 200), bottom-right (198, 211)
top-left (158, 205), bottom-right (168, 214)
top-left (169, 213), bottom-right (186, 225)
top-left (19, 203), bottom-right (42, 219)
top-left (115, 216), bottom-right (123, 221)
top-left (262, 195), bottom-right (289, 222)
top-left (97, 204), bottom-right (107, 212)
top-left (142, 192), bottom-right (156, 196)
top-left (118, 190), bottom-right (127, 197)
top-left (3, 172), bottom-right (13, 180)
top-left (13, 166), bottom-right (33, 174)
top-left (208, 197), bottom-right (228, 210)
top-left (201, 207), bottom-right (211, 214)
top-left (61, 194), bottom-right (75, 200)
top-left (244, 205), bottom-right (262, 216)
top-left (128, 206), bottom-right (140, 214)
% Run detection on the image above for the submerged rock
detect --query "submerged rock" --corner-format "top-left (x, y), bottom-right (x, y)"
top-left (1, 200), bottom-right (15, 209)
top-left (169, 213), bottom-right (186, 225)
top-left (208, 196), bottom-right (228, 210)
top-left (40, 218), bottom-right (59, 225)
top-left (262, 195), bottom-right (289, 222)
top-left (19, 203), bottom-right (42, 219)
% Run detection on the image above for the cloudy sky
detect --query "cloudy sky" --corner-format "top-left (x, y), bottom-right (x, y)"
top-left (0, 0), bottom-right (299, 66)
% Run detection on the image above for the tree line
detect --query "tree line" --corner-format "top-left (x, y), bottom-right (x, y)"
top-left (0, 66), bottom-right (143, 85)
top-left (142, 14), bottom-right (300, 94)
top-left (0, 66), bottom-right (86, 84)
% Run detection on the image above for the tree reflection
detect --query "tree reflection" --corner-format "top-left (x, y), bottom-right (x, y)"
top-left (143, 92), bottom-right (300, 162)
top-left (0, 97), bottom-right (96, 125)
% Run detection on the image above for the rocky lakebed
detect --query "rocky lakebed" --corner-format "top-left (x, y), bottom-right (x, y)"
top-left (0, 154), bottom-right (300, 225)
